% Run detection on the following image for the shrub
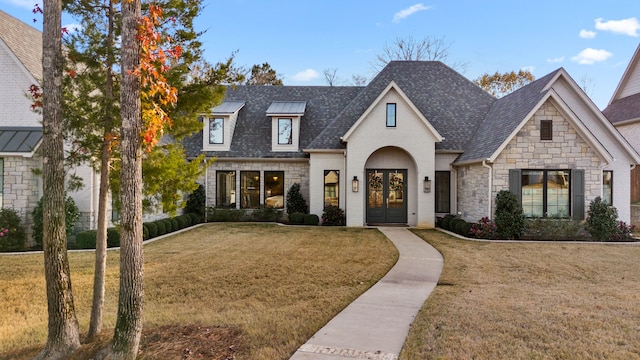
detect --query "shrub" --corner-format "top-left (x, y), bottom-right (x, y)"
top-left (75, 230), bottom-right (97, 249)
top-left (32, 194), bottom-right (80, 248)
top-left (155, 220), bottom-right (166, 235)
top-left (106, 227), bottom-right (120, 247)
top-left (250, 206), bottom-right (282, 222)
top-left (440, 214), bottom-right (457, 231)
top-left (170, 218), bottom-right (179, 232)
top-left (175, 215), bottom-right (188, 229)
top-left (586, 197), bottom-right (621, 241)
top-left (454, 220), bottom-right (472, 236)
top-left (470, 217), bottom-right (497, 239)
top-left (182, 214), bottom-right (193, 227)
top-left (145, 222), bottom-right (158, 239)
top-left (523, 217), bottom-right (588, 241)
top-left (322, 205), bottom-right (345, 226)
top-left (188, 212), bottom-right (202, 224)
top-left (162, 218), bottom-right (173, 233)
top-left (304, 214), bottom-right (320, 226)
top-left (207, 208), bottom-right (246, 222)
top-left (286, 183), bottom-right (308, 214)
top-left (288, 212), bottom-right (305, 225)
top-left (185, 184), bottom-right (206, 219)
top-left (494, 190), bottom-right (525, 239)
top-left (0, 208), bottom-right (26, 252)
top-left (612, 221), bottom-right (636, 242)
top-left (143, 223), bottom-right (149, 240)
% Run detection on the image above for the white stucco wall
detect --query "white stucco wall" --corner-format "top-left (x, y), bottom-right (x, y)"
top-left (308, 151), bottom-right (345, 218)
top-left (343, 87), bottom-right (440, 227)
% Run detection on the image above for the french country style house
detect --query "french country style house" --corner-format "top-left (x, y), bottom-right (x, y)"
top-left (186, 59), bottom-right (640, 227)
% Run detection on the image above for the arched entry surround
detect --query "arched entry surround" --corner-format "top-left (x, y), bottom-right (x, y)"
top-left (363, 146), bottom-right (418, 225)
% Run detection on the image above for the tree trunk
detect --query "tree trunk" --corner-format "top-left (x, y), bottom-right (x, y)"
top-left (87, 0), bottom-right (115, 341)
top-left (36, 0), bottom-right (81, 357)
top-left (100, 0), bottom-right (144, 357)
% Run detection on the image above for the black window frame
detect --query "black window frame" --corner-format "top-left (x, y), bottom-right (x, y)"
top-left (323, 170), bottom-right (340, 208)
top-left (540, 120), bottom-right (552, 141)
top-left (520, 169), bottom-right (571, 218)
top-left (386, 103), bottom-right (397, 127)
top-left (434, 171), bottom-right (451, 213)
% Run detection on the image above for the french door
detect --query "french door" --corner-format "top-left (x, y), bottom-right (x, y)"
top-left (366, 169), bottom-right (407, 224)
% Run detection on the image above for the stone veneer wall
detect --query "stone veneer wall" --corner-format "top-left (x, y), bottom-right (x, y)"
top-left (491, 101), bottom-right (603, 218)
top-left (456, 164), bottom-right (490, 221)
top-left (3, 155), bottom-right (42, 242)
top-left (204, 159), bottom-right (310, 211)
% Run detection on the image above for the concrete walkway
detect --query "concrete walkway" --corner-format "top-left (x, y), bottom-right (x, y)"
top-left (289, 227), bottom-right (444, 360)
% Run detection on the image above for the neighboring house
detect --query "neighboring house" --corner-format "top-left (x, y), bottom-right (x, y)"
top-left (186, 60), bottom-right (640, 226)
top-left (603, 44), bottom-right (640, 206)
top-left (0, 10), bottom-right (107, 237)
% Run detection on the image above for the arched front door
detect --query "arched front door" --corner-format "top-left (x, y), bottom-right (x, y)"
top-left (366, 169), bottom-right (407, 224)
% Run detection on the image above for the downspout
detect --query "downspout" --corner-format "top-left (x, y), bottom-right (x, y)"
top-left (482, 160), bottom-right (493, 218)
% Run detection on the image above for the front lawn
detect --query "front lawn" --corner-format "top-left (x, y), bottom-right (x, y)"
top-left (0, 223), bottom-right (398, 359)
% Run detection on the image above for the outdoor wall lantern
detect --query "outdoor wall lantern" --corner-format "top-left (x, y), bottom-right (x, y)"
top-left (424, 176), bottom-right (431, 193)
top-left (352, 176), bottom-right (359, 192)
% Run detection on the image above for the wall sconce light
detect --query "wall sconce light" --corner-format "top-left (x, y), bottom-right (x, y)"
top-left (424, 176), bottom-right (431, 193)
top-left (352, 176), bottom-right (359, 192)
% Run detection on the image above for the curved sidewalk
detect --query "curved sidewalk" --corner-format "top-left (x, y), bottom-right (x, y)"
top-left (290, 227), bottom-right (444, 360)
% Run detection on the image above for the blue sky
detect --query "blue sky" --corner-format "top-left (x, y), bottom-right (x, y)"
top-left (2, 0), bottom-right (639, 109)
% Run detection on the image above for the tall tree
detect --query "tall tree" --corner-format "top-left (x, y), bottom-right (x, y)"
top-left (109, 0), bottom-right (144, 355)
top-left (473, 70), bottom-right (535, 98)
top-left (36, 0), bottom-right (82, 357)
top-left (372, 35), bottom-right (466, 72)
top-left (245, 62), bottom-right (283, 85)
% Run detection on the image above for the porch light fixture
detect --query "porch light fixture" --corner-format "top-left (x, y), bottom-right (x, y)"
top-left (352, 176), bottom-right (359, 192)
top-left (424, 176), bottom-right (431, 193)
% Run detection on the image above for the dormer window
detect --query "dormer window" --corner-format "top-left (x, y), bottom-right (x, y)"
top-left (278, 118), bottom-right (293, 144)
top-left (386, 103), bottom-right (396, 127)
top-left (202, 101), bottom-right (245, 151)
top-left (209, 118), bottom-right (224, 144)
top-left (267, 101), bottom-right (306, 152)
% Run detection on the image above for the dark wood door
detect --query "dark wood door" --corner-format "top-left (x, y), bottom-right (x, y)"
top-left (366, 169), bottom-right (407, 224)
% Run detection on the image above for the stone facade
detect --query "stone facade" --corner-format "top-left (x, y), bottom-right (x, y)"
top-left (455, 164), bottom-right (490, 221)
top-left (491, 100), bottom-right (604, 218)
top-left (2, 155), bottom-right (42, 241)
top-left (205, 159), bottom-right (310, 211)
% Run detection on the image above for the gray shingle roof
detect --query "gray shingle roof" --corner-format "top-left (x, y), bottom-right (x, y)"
top-left (602, 93), bottom-right (640, 124)
top-left (0, 10), bottom-right (42, 80)
top-left (308, 61), bottom-right (496, 151)
top-left (0, 127), bottom-right (42, 153)
top-left (455, 69), bottom-right (559, 163)
top-left (184, 86), bottom-right (363, 159)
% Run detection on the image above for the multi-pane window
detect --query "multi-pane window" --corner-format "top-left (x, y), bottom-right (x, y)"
top-left (603, 171), bottom-right (613, 205)
top-left (278, 118), bottom-right (293, 144)
top-left (240, 171), bottom-right (260, 209)
top-left (324, 170), bottom-right (339, 207)
top-left (521, 169), bottom-right (570, 217)
top-left (216, 171), bottom-right (236, 208)
top-left (435, 171), bottom-right (450, 213)
top-left (209, 118), bottom-right (224, 144)
top-left (386, 103), bottom-right (396, 127)
top-left (540, 120), bottom-right (552, 140)
top-left (264, 171), bottom-right (284, 209)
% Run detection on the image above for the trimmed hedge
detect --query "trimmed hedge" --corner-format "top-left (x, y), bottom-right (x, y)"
top-left (304, 214), bottom-right (320, 226)
top-left (155, 220), bottom-right (167, 236)
top-left (288, 212), bottom-right (305, 225)
top-left (74, 227), bottom-right (120, 249)
top-left (145, 222), bottom-right (158, 238)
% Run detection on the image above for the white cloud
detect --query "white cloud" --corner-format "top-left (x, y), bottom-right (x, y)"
top-left (546, 56), bottom-right (565, 63)
top-left (579, 29), bottom-right (597, 39)
top-left (571, 48), bottom-right (613, 64)
top-left (292, 69), bottom-right (319, 82)
top-left (595, 17), bottom-right (639, 37)
top-left (393, 3), bottom-right (430, 23)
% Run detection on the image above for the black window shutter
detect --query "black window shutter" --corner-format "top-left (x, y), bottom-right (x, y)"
top-left (572, 169), bottom-right (585, 220)
top-left (509, 169), bottom-right (522, 204)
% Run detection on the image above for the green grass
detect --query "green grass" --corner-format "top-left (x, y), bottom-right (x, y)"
top-left (0, 223), bottom-right (398, 359)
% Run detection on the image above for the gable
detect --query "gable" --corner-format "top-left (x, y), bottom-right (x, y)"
top-left (610, 44), bottom-right (640, 102)
top-left (0, 10), bottom-right (42, 80)
top-left (341, 81), bottom-right (443, 143)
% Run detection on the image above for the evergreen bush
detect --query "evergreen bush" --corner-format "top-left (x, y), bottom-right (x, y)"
top-left (185, 184), bottom-right (206, 219)
top-left (162, 218), bottom-right (173, 233)
top-left (286, 183), bottom-right (308, 214)
top-left (288, 212), bottom-right (305, 225)
top-left (145, 222), bottom-right (158, 238)
top-left (207, 208), bottom-right (246, 222)
top-left (155, 220), bottom-right (167, 235)
top-left (321, 205), bottom-right (345, 226)
top-left (586, 196), bottom-right (619, 241)
top-left (494, 190), bottom-right (525, 239)
top-left (32, 194), bottom-right (80, 248)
